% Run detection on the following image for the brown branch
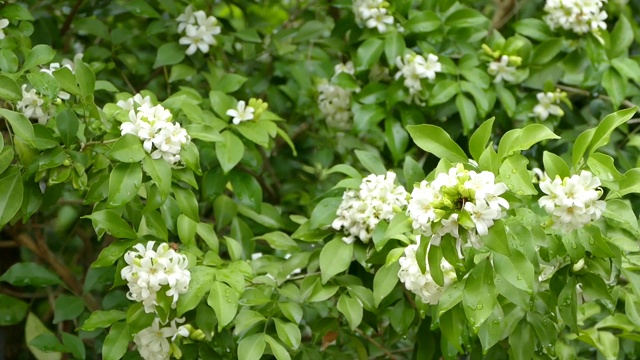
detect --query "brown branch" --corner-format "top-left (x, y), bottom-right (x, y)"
top-left (15, 233), bottom-right (100, 311)
top-left (490, 0), bottom-right (516, 31)
top-left (556, 84), bottom-right (638, 109)
top-left (60, 0), bottom-right (84, 37)
top-left (355, 328), bottom-right (400, 360)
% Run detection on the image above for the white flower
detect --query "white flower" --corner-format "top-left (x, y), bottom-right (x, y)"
top-left (538, 170), bottom-right (606, 232)
top-left (121, 241), bottom-right (191, 313)
top-left (332, 171), bottom-right (408, 244)
top-left (134, 318), bottom-right (188, 360)
top-left (487, 55), bottom-right (517, 84)
top-left (395, 53), bottom-right (442, 104)
top-left (0, 19), bottom-right (9, 40)
top-left (407, 164), bottom-right (509, 250)
top-left (119, 100), bottom-right (190, 165)
top-left (398, 237), bottom-right (457, 305)
top-left (353, 0), bottom-right (394, 33)
top-left (333, 61), bottom-right (355, 77)
top-left (16, 85), bottom-right (52, 125)
top-left (533, 92), bottom-right (564, 121)
top-left (543, 0), bottom-right (607, 35)
top-left (317, 80), bottom-right (353, 130)
top-left (40, 54), bottom-right (83, 76)
top-left (178, 9), bottom-right (221, 55)
top-left (226, 100), bottom-right (255, 125)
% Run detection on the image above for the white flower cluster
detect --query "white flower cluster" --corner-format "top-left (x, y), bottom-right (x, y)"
top-left (16, 85), bottom-right (55, 125)
top-left (543, 0), bottom-right (607, 35)
top-left (40, 53), bottom-right (83, 77)
top-left (533, 91), bottom-right (564, 121)
top-left (317, 70), bottom-right (354, 130)
top-left (398, 237), bottom-right (457, 305)
top-left (134, 317), bottom-right (189, 360)
top-left (407, 164), bottom-right (509, 249)
top-left (353, 0), bottom-right (394, 33)
top-left (121, 241), bottom-right (191, 313)
top-left (118, 94), bottom-right (190, 165)
top-left (487, 55), bottom-right (517, 84)
top-left (177, 5), bottom-right (222, 55)
top-left (332, 171), bottom-right (408, 244)
top-left (538, 171), bottom-right (606, 232)
top-left (394, 53), bottom-right (441, 104)
top-left (0, 19), bottom-right (9, 40)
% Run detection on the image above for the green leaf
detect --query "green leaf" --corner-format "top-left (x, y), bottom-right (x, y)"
top-left (483, 220), bottom-right (511, 256)
top-left (25, 313), bottom-right (62, 360)
top-left (214, 195), bottom-right (237, 231)
top-left (102, 321), bottom-right (130, 360)
top-left (208, 281), bottom-right (238, 330)
top-left (53, 295), bottom-right (84, 324)
top-left (109, 135), bottom-right (147, 163)
top-left (254, 231), bottom-right (298, 251)
top-left (0, 109), bottom-right (35, 145)
top-left (108, 162), bottom-right (143, 207)
top-left (385, 119), bottom-right (409, 164)
top-left (609, 16), bottom-right (633, 58)
top-left (572, 128), bottom-right (595, 166)
top-left (0, 262), bottom-right (62, 287)
top-left (216, 131), bottom-right (244, 173)
top-left (238, 333), bottom-right (266, 360)
top-left (0, 166), bottom-right (23, 227)
top-left (373, 262), bottom-right (400, 307)
top-left (588, 107), bottom-right (637, 156)
top-left (407, 124), bottom-right (468, 163)
top-left (216, 73), bottom-right (248, 93)
top-left (429, 79), bottom-right (460, 106)
top-left (531, 38), bottom-right (564, 65)
top-left (499, 154), bottom-right (537, 195)
top-left (184, 123), bottom-right (224, 142)
top-left (278, 302), bottom-right (303, 324)
top-left (456, 93), bottom-right (477, 135)
top-left (384, 31), bottom-right (406, 65)
top-left (80, 310), bottom-right (126, 331)
top-left (356, 38), bottom-right (384, 70)
top-left (354, 150), bottom-right (386, 175)
top-left (0, 74), bottom-right (22, 101)
top-left (75, 61), bottom-right (95, 98)
top-left (177, 266), bottom-right (216, 316)
top-left (56, 109), bottom-right (79, 147)
top-left (0, 294), bottom-right (28, 326)
top-left (29, 334), bottom-right (65, 353)
top-left (234, 310), bottom-right (266, 335)
top-left (462, 259), bottom-right (497, 329)
top-left (0, 49), bottom-right (19, 73)
top-left (611, 57), bottom-right (640, 83)
top-left (61, 333), bottom-right (85, 360)
top-left (468, 117), bottom-right (495, 161)
top-left (53, 67), bottom-right (80, 96)
top-left (495, 85), bottom-right (516, 117)
top-left (427, 244), bottom-right (444, 286)
top-left (512, 18), bottom-right (553, 41)
top-left (83, 210), bottom-right (137, 239)
top-left (23, 44), bottom-right (56, 70)
top-left (498, 124), bottom-right (559, 158)
top-left (445, 8), bottom-right (489, 28)
top-left (494, 251), bottom-right (533, 293)
top-left (543, 151), bottom-right (570, 179)
top-left (309, 197), bottom-right (342, 229)
top-left (197, 222), bottom-right (219, 252)
top-left (273, 318), bottom-right (301, 349)
top-left (405, 10), bottom-right (440, 33)
top-left (0, 4), bottom-right (34, 20)
top-left (509, 319), bottom-right (535, 360)
top-left (602, 67), bottom-right (626, 109)
top-left (264, 335), bottom-right (291, 360)
top-left (142, 156), bottom-right (172, 199)
top-left (320, 238), bottom-right (353, 284)
top-left (154, 42), bottom-right (186, 68)
top-left (173, 185), bottom-right (200, 221)
top-left (558, 277), bottom-right (578, 332)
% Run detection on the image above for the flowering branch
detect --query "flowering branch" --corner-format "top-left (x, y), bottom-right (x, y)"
top-left (556, 84), bottom-right (638, 109)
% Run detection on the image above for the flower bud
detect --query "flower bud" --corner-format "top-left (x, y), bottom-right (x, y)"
top-left (190, 328), bottom-right (206, 341)
top-left (572, 258), bottom-right (585, 272)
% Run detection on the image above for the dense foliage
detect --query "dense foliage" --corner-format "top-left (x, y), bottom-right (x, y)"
top-left (2, 0), bottom-right (640, 359)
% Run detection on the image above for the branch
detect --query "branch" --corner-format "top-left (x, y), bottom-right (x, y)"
top-left (556, 84), bottom-right (638, 109)
top-left (15, 233), bottom-right (100, 311)
top-left (60, 0), bottom-right (84, 37)
top-left (355, 328), bottom-right (400, 360)
top-left (490, 0), bottom-right (517, 31)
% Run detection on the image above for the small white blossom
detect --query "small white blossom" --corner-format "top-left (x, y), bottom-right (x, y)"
top-left (226, 100), bottom-right (255, 125)
top-left (395, 53), bottom-right (442, 104)
top-left (177, 8), bottom-right (221, 55)
top-left (398, 237), bottom-right (457, 305)
top-left (538, 170), bottom-right (606, 232)
top-left (333, 61), bottom-right (356, 77)
top-left (121, 241), bottom-right (191, 313)
top-left (544, 0), bottom-right (607, 35)
top-left (40, 53), bottom-right (84, 76)
top-left (317, 80), bottom-right (353, 130)
top-left (407, 164), bottom-right (509, 249)
top-left (533, 92), bottom-right (564, 121)
top-left (0, 19), bottom-right (9, 40)
top-left (332, 171), bottom-right (408, 244)
top-left (353, 0), bottom-right (394, 33)
top-left (16, 85), bottom-right (53, 125)
top-left (487, 55), bottom-right (517, 84)
top-left (119, 98), bottom-right (190, 165)
top-left (134, 317), bottom-right (189, 360)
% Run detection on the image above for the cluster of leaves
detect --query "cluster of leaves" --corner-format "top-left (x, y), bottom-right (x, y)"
top-left (1, 0), bottom-right (640, 360)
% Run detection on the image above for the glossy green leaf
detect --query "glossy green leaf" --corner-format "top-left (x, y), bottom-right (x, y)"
top-left (462, 259), bottom-right (497, 329)
top-left (208, 281), bottom-right (238, 330)
top-left (373, 262), bottom-right (400, 307)
top-left (108, 162), bottom-right (143, 207)
top-left (102, 321), bottom-right (130, 360)
top-left (407, 124), bottom-right (468, 163)
top-left (23, 44), bottom-right (56, 70)
top-left (0, 109), bottom-right (35, 145)
top-left (320, 238), bottom-right (353, 284)
top-left (109, 135), bottom-right (147, 163)
top-left (154, 42), bottom-right (186, 68)
top-left (80, 310), bottom-right (126, 331)
top-left (216, 131), bottom-right (244, 173)
top-left (0, 294), bottom-right (28, 326)
top-left (83, 210), bottom-right (137, 239)
top-left (238, 333), bottom-right (266, 360)
top-left (273, 318), bottom-right (301, 349)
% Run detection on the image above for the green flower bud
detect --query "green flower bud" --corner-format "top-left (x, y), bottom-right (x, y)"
top-left (508, 56), bottom-right (522, 67)
top-left (170, 343), bottom-right (182, 359)
top-left (189, 328), bottom-right (206, 342)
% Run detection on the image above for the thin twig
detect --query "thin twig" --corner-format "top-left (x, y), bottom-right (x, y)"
top-left (355, 328), bottom-right (400, 360)
top-left (60, 0), bottom-right (85, 37)
top-left (556, 84), bottom-right (638, 109)
top-left (0, 287), bottom-right (49, 299)
top-left (0, 240), bottom-right (19, 248)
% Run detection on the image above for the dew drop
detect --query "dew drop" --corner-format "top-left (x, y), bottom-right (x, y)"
top-left (476, 301), bottom-right (483, 310)
top-left (571, 241), bottom-right (578, 249)
top-left (589, 239), bottom-right (595, 245)
top-left (511, 169), bottom-right (517, 174)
